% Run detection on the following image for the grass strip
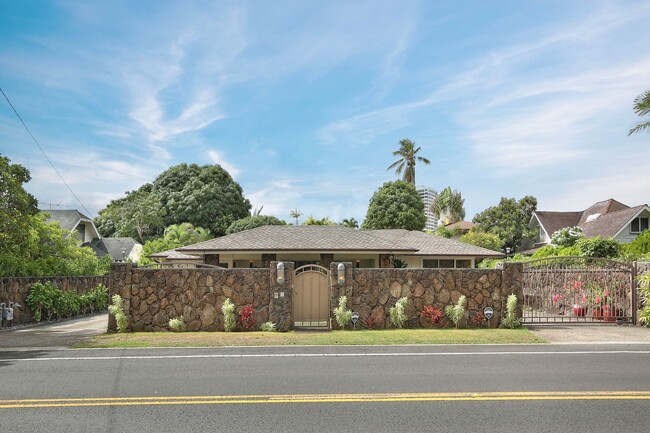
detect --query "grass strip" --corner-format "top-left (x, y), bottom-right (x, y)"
top-left (74, 328), bottom-right (546, 348)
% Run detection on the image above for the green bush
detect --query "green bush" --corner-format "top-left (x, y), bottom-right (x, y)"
top-left (222, 298), bottom-right (236, 332)
top-left (501, 294), bottom-right (521, 329)
top-left (168, 316), bottom-right (185, 332)
top-left (333, 295), bottom-right (353, 329)
top-left (389, 297), bottom-right (408, 328)
top-left (639, 272), bottom-right (650, 327)
top-left (576, 237), bottom-right (620, 258)
top-left (445, 295), bottom-right (466, 328)
top-left (622, 230), bottom-right (650, 260)
top-left (260, 321), bottom-right (277, 332)
top-left (108, 294), bottom-right (128, 333)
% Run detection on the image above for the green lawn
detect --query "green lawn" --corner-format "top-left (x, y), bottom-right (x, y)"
top-left (75, 328), bottom-right (546, 348)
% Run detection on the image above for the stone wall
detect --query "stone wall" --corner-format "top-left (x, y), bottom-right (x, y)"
top-left (108, 262), bottom-right (293, 332)
top-left (329, 262), bottom-right (522, 328)
top-left (0, 276), bottom-right (109, 325)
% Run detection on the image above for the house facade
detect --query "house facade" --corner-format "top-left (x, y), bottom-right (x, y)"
top-left (528, 199), bottom-right (650, 249)
top-left (152, 225), bottom-right (503, 268)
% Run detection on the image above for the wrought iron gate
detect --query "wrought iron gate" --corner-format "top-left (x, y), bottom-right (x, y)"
top-left (522, 257), bottom-right (635, 324)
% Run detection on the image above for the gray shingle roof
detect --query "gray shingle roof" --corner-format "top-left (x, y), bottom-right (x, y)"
top-left (178, 225), bottom-right (414, 253)
top-left (581, 205), bottom-right (646, 238)
top-left (42, 209), bottom-right (93, 231)
top-left (149, 249), bottom-right (202, 260)
top-left (177, 225), bottom-right (503, 257)
top-left (534, 211), bottom-right (582, 236)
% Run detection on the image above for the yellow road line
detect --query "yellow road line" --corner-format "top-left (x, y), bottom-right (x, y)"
top-left (2, 391), bottom-right (650, 409)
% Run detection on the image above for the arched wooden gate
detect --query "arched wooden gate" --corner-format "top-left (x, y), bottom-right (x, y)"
top-left (293, 265), bottom-right (330, 328)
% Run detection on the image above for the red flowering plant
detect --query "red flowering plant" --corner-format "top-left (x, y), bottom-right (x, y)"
top-left (237, 304), bottom-right (256, 330)
top-left (421, 306), bottom-right (444, 327)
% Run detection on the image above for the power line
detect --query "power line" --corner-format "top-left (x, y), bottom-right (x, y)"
top-left (0, 87), bottom-right (94, 216)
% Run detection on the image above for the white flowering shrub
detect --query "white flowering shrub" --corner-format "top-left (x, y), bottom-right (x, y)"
top-left (445, 295), bottom-right (466, 329)
top-left (333, 295), bottom-right (353, 329)
top-left (389, 297), bottom-right (408, 328)
top-left (222, 298), bottom-right (236, 332)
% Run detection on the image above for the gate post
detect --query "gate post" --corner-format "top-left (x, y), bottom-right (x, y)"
top-left (330, 262), bottom-right (353, 329)
top-left (269, 261), bottom-right (294, 332)
top-left (501, 262), bottom-right (524, 321)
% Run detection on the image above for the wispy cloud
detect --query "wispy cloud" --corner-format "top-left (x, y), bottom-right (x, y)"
top-left (207, 150), bottom-right (240, 178)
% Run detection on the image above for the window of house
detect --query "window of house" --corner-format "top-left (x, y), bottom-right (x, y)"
top-left (423, 259), bottom-right (439, 268)
top-left (455, 259), bottom-right (471, 268)
top-left (631, 217), bottom-right (649, 233)
top-left (439, 259), bottom-right (455, 268)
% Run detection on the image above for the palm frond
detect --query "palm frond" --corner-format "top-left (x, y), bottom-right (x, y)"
top-left (628, 121), bottom-right (650, 136)
top-left (633, 90), bottom-right (650, 117)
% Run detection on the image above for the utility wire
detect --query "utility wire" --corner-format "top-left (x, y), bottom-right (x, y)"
top-left (0, 87), bottom-right (94, 216)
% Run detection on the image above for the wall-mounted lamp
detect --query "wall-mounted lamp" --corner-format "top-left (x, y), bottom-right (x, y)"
top-left (337, 263), bottom-right (345, 286)
top-left (276, 262), bottom-right (285, 285)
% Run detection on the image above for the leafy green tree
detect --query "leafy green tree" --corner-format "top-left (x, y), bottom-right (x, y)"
top-left (434, 225), bottom-right (459, 238)
top-left (459, 229), bottom-right (502, 251)
top-left (362, 181), bottom-right (426, 230)
top-left (153, 163), bottom-right (251, 236)
top-left (628, 90), bottom-right (650, 136)
top-left (431, 187), bottom-right (466, 225)
top-left (340, 217), bottom-right (359, 228)
top-left (0, 155), bottom-right (39, 257)
top-left (621, 230), bottom-right (650, 260)
top-left (226, 215), bottom-right (286, 234)
top-left (302, 215), bottom-right (336, 226)
top-left (576, 237), bottom-right (620, 258)
top-left (289, 208), bottom-right (302, 225)
top-left (164, 222), bottom-right (212, 243)
top-left (386, 138), bottom-right (430, 185)
top-left (472, 196), bottom-right (537, 252)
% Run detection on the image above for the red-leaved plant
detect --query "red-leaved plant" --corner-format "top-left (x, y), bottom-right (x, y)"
top-left (363, 315), bottom-right (377, 329)
top-left (421, 306), bottom-right (443, 326)
top-left (471, 312), bottom-right (486, 327)
top-left (238, 304), bottom-right (256, 330)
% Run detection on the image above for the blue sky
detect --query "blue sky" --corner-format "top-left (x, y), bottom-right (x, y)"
top-left (1, 0), bottom-right (649, 224)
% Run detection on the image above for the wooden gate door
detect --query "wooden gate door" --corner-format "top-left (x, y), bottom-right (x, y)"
top-left (293, 265), bottom-right (330, 328)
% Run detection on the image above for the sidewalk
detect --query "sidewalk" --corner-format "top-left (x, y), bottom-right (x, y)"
top-left (0, 313), bottom-right (108, 349)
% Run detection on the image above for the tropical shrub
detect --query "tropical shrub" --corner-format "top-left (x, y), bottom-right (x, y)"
top-left (421, 305), bottom-right (443, 326)
top-left (222, 298), bottom-right (236, 332)
top-left (238, 304), bottom-right (256, 330)
top-left (108, 294), bottom-right (128, 333)
top-left (389, 297), bottom-right (408, 328)
top-left (621, 230), bottom-right (650, 260)
top-left (576, 237), bottom-right (620, 258)
top-left (333, 295), bottom-right (353, 329)
top-left (260, 321), bottom-right (277, 332)
top-left (445, 295), bottom-right (466, 328)
top-left (27, 282), bottom-right (108, 322)
top-left (639, 272), bottom-right (650, 327)
top-left (471, 311), bottom-right (487, 327)
top-left (550, 226), bottom-right (584, 247)
top-left (501, 294), bottom-right (521, 329)
top-left (168, 316), bottom-right (185, 332)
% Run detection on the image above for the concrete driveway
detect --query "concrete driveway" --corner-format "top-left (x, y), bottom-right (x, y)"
top-left (0, 313), bottom-right (108, 350)
top-left (527, 324), bottom-right (650, 344)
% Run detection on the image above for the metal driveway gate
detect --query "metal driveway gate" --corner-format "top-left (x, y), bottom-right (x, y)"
top-left (293, 265), bottom-right (330, 328)
top-left (522, 257), bottom-right (635, 324)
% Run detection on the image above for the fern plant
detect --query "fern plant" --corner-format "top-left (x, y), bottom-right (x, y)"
top-left (389, 297), bottom-right (408, 328)
top-left (445, 295), bottom-right (466, 329)
top-left (501, 294), bottom-right (521, 329)
top-left (222, 298), bottom-right (236, 332)
top-left (333, 295), bottom-right (353, 329)
top-left (260, 321), bottom-right (277, 332)
top-left (168, 316), bottom-right (185, 332)
top-left (108, 294), bottom-right (128, 333)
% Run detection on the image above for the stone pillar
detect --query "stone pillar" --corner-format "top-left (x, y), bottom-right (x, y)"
top-left (262, 254), bottom-right (277, 268)
top-left (320, 254), bottom-right (334, 268)
top-left (379, 254), bottom-right (393, 268)
top-left (269, 261), bottom-right (294, 332)
top-left (205, 254), bottom-right (220, 266)
top-left (329, 262), bottom-right (353, 329)
top-left (501, 262), bottom-right (524, 323)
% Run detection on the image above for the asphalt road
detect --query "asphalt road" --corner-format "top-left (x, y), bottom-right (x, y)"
top-left (1, 345), bottom-right (649, 432)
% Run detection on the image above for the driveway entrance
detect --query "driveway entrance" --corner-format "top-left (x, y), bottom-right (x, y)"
top-left (293, 265), bottom-right (330, 328)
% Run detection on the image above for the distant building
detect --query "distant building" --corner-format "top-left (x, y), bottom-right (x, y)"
top-left (417, 185), bottom-right (439, 231)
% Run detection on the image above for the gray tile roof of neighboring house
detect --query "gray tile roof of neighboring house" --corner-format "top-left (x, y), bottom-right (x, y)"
top-left (42, 209), bottom-right (93, 231)
top-left (83, 237), bottom-right (140, 261)
top-left (149, 249), bottom-right (202, 260)
top-left (178, 225), bottom-right (415, 253)
top-left (581, 205), bottom-right (646, 238)
top-left (366, 229), bottom-right (504, 257)
top-left (578, 199), bottom-right (630, 225)
top-left (534, 211), bottom-right (582, 236)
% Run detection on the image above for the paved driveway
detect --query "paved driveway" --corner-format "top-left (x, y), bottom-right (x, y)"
top-left (0, 313), bottom-right (108, 350)
top-left (527, 324), bottom-right (650, 344)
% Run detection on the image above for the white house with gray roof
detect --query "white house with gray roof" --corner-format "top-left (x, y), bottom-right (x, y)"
top-left (153, 225), bottom-right (503, 269)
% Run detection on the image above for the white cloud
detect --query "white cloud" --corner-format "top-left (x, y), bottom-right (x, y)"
top-left (208, 150), bottom-right (241, 178)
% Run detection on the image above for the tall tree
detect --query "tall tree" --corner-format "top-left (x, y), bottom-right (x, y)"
top-left (628, 90), bottom-right (650, 136)
top-left (362, 181), bottom-right (426, 230)
top-left (386, 138), bottom-right (430, 185)
top-left (289, 208), bottom-right (302, 225)
top-left (164, 222), bottom-right (212, 244)
top-left (0, 155), bottom-right (38, 256)
top-left (340, 217), bottom-right (359, 228)
top-left (431, 187), bottom-right (466, 225)
top-left (226, 215), bottom-right (287, 234)
top-left (472, 196), bottom-right (537, 251)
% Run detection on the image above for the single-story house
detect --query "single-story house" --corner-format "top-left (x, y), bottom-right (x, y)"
top-left (43, 209), bottom-right (142, 262)
top-left (527, 198), bottom-right (650, 250)
top-left (150, 225), bottom-right (503, 268)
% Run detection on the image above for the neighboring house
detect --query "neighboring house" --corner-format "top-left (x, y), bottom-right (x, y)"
top-left (528, 199), bottom-right (650, 249)
top-left (154, 225), bottom-right (503, 268)
top-left (43, 209), bottom-right (101, 244)
top-left (444, 221), bottom-right (475, 237)
top-left (417, 185), bottom-right (439, 231)
top-left (42, 209), bottom-right (142, 262)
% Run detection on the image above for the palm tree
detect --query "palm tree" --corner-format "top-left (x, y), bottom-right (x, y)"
top-left (386, 138), bottom-right (430, 185)
top-left (340, 217), bottom-right (359, 228)
top-left (289, 209), bottom-right (302, 226)
top-left (628, 90), bottom-right (650, 136)
top-left (431, 187), bottom-right (466, 225)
